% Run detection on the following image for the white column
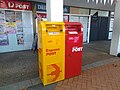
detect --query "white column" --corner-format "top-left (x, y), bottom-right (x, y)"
top-left (110, 0), bottom-right (120, 56)
top-left (46, 0), bottom-right (63, 22)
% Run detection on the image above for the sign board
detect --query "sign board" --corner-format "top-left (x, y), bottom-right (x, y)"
top-left (63, 6), bottom-right (70, 13)
top-left (0, 0), bottom-right (31, 10)
top-left (36, 2), bottom-right (70, 13)
top-left (36, 3), bottom-right (46, 12)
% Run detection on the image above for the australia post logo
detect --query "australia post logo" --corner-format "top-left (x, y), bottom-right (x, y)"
top-left (72, 46), bottom-right (83, 52)
top-left (46, 48), bottom-right (60, 56)
top-left (7, 1), bottom-right (30, 10)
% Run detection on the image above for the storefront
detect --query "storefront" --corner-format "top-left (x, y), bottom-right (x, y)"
top-left (90, 10), bottom-right (110, 41)
top-left (33, 2), bottom-right (70, 33)
top-left (34, 2), bottom-right (91, 43)
top-left (35, 2), bottom-right (70, 21)
top-left (0, 0), bottom-right (33, 53)
top-left (68, 7), bottom-right (91, 43)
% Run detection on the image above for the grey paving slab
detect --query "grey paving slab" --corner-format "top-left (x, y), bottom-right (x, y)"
top-left (28, 84), bottom-right (41, 90)
top-left (98, 57), bottom-right (120, 65)
top-left (84, 41), bottom-right (111, 53)
top-left (82, 42), bottom-right (114, 65)
top-left (30, 77), bottom-right (41, 86)
top-left (2, 83), bottom-right (19, 90)
top-left (0, 87), bottom-right (4, 90)
top-left (28, 83), bottom-right (57, 90)
top-left (91, 61), bottom-right (105, 67)
top-left (82, 57), bottom-right (120, 70)
top-left (0, 40), bottom-right (117, 88)
top-left (19, 80), bottom-right (32, 90)
top-left (0, 50), bottom-right (38, 87)
top-left (0, 78), bottom-right (42, 90)
top-left (82, 64), bottom-right (94, 70)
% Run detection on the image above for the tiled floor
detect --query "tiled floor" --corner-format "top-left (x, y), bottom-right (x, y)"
top-left (0, 50), bottom-right (38, 87)
top-left (0, 77), bottom-right (41, 90)
top-left (0, 40), bottom-right (119, 90)
top-left (0, 41), bottom-right (113, 86)
top-left (25, 57), bottom-right (120, 90)
top-left (82, 41), bottom-right (114, 65)
top-left (55, 60), bottom-right (120, 90)
top-left (0, 57), bottom-right (120, 90)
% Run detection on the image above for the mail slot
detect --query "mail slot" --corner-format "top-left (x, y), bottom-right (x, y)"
top-left (65, 22), bottom-right (83, 79)
top-left (38, 21), bottom-right (65, 85)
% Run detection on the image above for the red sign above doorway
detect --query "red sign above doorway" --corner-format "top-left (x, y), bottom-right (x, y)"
top-left (0, 0), bottom-right (31, 10)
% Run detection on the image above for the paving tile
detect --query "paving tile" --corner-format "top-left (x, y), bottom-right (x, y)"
top-left (30, 77), bottom-right (41, 86)
top-left (0, 87), bottom-right (4, 90)
top-left (27, 84), bottom-right (42, 90)
top-left (68, 83), bottom-right (77, 87)
top-left (68, 78), bottom-right (74, 83)
top-left (70, 86), bottom-right (76, 90)
top-left (42, 83), bottom-right (57, 90)
top-left (76, 85), bottom-right (82, 90)
top-left (91, 62), bottom-right (104, 67)
top-left (28, 82), bottom-right (57, 90)
top-left (19, 80), bottom-right (32, 90)
top-left (57, 81), bottom-right (63, 86)
top-left (56, 61), bottom-right (120, 90)
top-left (0, 50), bottom-right (38, 87)
top-left (3, 83), bottom-right (19, 90)
top-left (1, 41), bottom-right (119, 90)
top-left (62, 79), bottom-right (68, 85)
top-left (82, 64), bottom-right (94, 70)
top-left (21, 88), bottom-right (28, 90)
top-left (55, 86), bottom-right (65, 90)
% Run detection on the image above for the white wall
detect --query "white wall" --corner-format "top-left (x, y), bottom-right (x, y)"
top-left (110, 0), bottom-right (120, 56)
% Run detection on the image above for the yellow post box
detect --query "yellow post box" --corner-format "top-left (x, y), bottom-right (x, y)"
top-left (38, 21), bottom-right (65, 85)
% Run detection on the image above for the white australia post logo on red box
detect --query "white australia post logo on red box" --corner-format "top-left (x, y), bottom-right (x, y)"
top-left (72, 46), bottom-right (83, 52)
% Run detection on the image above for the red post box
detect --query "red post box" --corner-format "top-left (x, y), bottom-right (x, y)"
top-left (65, 22), bottom-right (83, 79)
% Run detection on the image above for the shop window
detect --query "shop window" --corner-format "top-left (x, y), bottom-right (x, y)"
top-left (70, 7), bottom-right (89, 15)
top-left (0, 10), bottom-right (33, 53)
top-left (91, 10), bottom-right (109, 17)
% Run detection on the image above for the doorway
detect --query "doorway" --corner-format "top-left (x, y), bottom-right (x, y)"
top-left (90, 16), bottom-right (109, 42)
